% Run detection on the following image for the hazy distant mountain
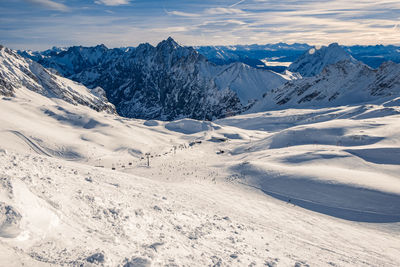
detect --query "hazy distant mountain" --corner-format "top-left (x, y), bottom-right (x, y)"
top-left (195, 43), bottom-right (312, 72)
top-left (194, 43), bottom-right (400, 72)
top-left (344, 45), bottom-right (400, 68)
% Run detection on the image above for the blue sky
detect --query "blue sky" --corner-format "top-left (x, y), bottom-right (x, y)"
top-left (1, 0), bottom-right (400, 50)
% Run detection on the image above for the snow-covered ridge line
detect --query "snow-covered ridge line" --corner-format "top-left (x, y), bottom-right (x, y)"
top-left (0, 45), bottom-right (116, 113)
top-left (30, 42), bottom-right (400, 71)
top-left (250, 46), bottom-right (400, 112)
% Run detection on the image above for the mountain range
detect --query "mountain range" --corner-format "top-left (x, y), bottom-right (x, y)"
top-left (4, 37), bottom-right (400, 121)
top-left (20, 38), bottom-right (288, 120)
top-left (195, 43), bottom-right (400, 71)
top-left (250, 46), bottom-right (400, 112)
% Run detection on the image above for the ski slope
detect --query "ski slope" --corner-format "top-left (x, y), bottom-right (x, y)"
top-left (1, 88), bottom-right (400, 266)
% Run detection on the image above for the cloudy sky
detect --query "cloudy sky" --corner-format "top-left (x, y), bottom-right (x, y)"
top-left (1, 0), bottom-right (400, 50)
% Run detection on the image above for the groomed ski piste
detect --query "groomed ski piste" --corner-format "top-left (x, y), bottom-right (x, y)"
top-left (1, 87), bottom-right (400, 266)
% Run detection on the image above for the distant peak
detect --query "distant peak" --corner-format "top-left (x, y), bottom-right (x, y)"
top-left (157, 37), bottom-right (180, 50)
top-left (95, 44), bottom-right (108, 49)
top-left (135, 42), bottom-right (153, 52)
top-left (289, 42), bottom-right (355, 77)
top-left (309, 43), bottom-right (344, 54)
top-left (328, 42), bottom-right (340, 48)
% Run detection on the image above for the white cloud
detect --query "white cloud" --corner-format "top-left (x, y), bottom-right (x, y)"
top-left (205, 7), bottom-right (245, 15)
top-left (156, 26), bottom-right (189, 32)
top-left (94, 0), bottom-right (130, 6)
top-left (6, 0), bottom-right (400, 50)
top-left (166, 11), bottom-right (200, 17)
top-left (24, 0), bottom-right (69, 11)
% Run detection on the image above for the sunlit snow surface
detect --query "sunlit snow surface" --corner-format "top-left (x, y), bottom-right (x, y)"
top-left (1, 88), bottom-right (400, 266)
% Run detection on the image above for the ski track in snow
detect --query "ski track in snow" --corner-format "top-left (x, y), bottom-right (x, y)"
top-left (7, 130), bottom-right (53, 157)
top-left (241, 182), bottom-right (400, 223)
top-left (1, 92), bottom-right (400, 266)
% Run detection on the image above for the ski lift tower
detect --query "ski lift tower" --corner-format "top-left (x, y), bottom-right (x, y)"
top-left (145, 152), bottom-right (151, 167)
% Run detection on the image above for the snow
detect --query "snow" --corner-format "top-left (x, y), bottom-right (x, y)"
top-left (211, 62), bottom-right (289, 104)
top-left (249, 59), bottom-right (400, 112)
top-left (288, 43), bottom-right (357, 77)
top-left (165, 119), bottom-right (221, 134)
top-left (1, 82), bottom-right (400, 266)
top-left (261, 60), bottom-right (292, 67)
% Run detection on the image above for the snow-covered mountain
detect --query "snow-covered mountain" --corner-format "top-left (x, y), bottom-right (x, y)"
top-left (22, 38), bottom-right (288, 120)
top-left (20, 44), bottom-right (124, 77)
top-left (195, 43), bottom-right (400, 71)
top-left (250, 58), bottom-right (400, 112)
top-left (0, 45), bottom-right (115, 113)
top-left (288, 43), bottom-right (357, 77)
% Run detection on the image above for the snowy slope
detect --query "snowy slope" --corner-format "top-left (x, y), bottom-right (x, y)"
top-left (288, 43), bottom-right (357, 77)
top-left (216, 105), bottom-right (400, 222)
top-left (211, 62), bottom-right (287, 104)
top-left (0, 45), bottom-right (115, 113)
top-left (1, 75), bottom-right (400, 266)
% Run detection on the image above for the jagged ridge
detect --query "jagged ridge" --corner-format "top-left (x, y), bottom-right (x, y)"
top-left (23, 37), bottom-right (288, 120)
top-left (0, 45), bottom-right (116, 113)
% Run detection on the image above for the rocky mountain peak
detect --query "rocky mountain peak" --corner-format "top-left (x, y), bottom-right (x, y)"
top-left (289, 43), bottom-right (356, 77)
top-left (157, 37), bottom-right (179, 49)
